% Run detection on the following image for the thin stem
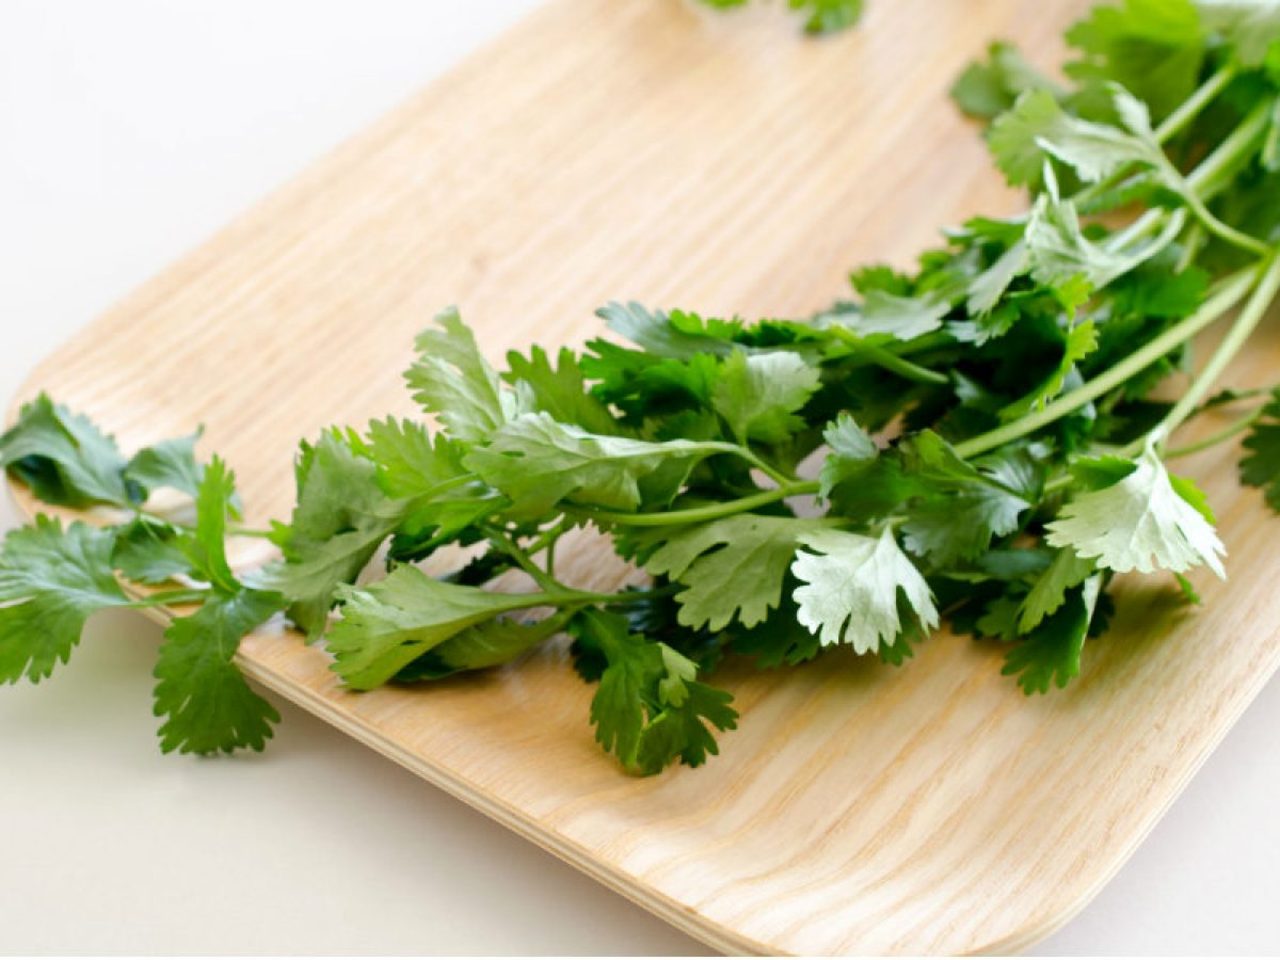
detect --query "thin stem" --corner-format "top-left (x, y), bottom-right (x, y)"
top-left (1184, 100), bottom-right (1271, 200)
top-left (1170, 170), bottom-right (1272, 256)
top-left (953, 267), bottom-right (1259, 459)
top-left (484, 527), bottom-right (560, 592)
top-left (1155, 62), bottom-right (1238, 143)
top-left (127, 588), bottom-right (209, 609)
top-left (1156, 253), bottom-right (1280, 449)
top-left (829, 327), bottom-right (949, 384)
top-left (726, 445), bottom-right (796, 487)
top-left (1164, 408), bottom-right (1264, 460)
top-left (230, 526), bottom-right (275, 539)
top-left (577, 481), bottom-right (820, 528)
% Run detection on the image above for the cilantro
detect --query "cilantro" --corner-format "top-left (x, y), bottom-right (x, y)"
top-left (1241, 389), bottom-right (1280, 509)
top-left (0, 517), bottom-right (129, 683)
top-left (0, 393), bottom-right (135, 508)
top-left (7, 0), bottom-right (1280, 775)
top-left (1046, 446), bottom-right (1226, 577)
top-left (695, 0), bottom-right (863, 35)
top-left (644, 514), bottom-right (825, 630)
top-left (791, 529), bottom-right (939, 653)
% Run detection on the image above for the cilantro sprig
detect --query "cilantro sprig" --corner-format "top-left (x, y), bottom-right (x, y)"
top-left (6, 0), bottom-right (1280, 774)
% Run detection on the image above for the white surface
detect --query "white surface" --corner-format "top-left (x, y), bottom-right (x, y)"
top-left (0, 1), bottom-right (1277, 954)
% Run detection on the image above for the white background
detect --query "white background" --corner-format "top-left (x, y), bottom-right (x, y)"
top-left (1, 1), bottom-right (1278, 954)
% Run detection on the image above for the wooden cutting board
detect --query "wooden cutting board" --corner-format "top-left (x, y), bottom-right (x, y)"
top-left (9, 0), bottom-right (1280, 953)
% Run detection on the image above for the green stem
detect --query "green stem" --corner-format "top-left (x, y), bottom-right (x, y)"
top-left (1155, 253), bottom-right (1280, 450)
top-left (127, 588), bottom-right (209, 609)
top-left (1184, 100), bottom-right (1271, 200)
top-left (1170, 167), bottom-right (1272, 256)
top-left (953, 267), bottom-right (1259, 459)
top-left (484, 527), bottom-right (561, 591)
top-left (1155, 62), bottom-right (1238, 143)
top-left (830, 327), bottom-right (949, 384)
top-left (1164, 408), bottom-right (1264, 460)
top-left (578, 481), bottom-right (820, 528)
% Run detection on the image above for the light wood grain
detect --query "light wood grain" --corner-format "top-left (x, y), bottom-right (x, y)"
top-left (8, 0), bottom-right (1279, 953)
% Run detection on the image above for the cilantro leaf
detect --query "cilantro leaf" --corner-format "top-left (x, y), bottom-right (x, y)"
top-left (644, 514), bottom-right (824, 630)
top-left (788, 0), bottom-right (863, 35)
top-left (897, 432), bottom-right (1033, 565)
top-left (1065, 0), bottom-right (1203, 120)
top-left (1240, 388), bottom-right (1280, 510)
top-left (0, 517), bottom-right (129, 683)
top-left (791, 528), bottom-right (939, 653)
top-left (988, 87), bottom-right (1162, 186)
top-left (325, 565), bottom-right (553, 690)
top-left (364, 417), bottom-right (470, 501)
top-left (111, 517), bottom-right (195, 585)
top-left (464, 412), bottom-right (720, 516)
top-left (1195, 0), bottom-right (1280, 66)
top-left (505, 346), bottom-right (625, 436)
top-left (1046, 446), bottom-right (1226, 576)
top-left (124, 432), bottom-right (204, 500)
top-left (817, 413), bottom-right (878, 500)
top-left (406, 308), bottom-right (522, 443)
top-left (846, 290), bottom-right (951, 340)
top-left (0, 393), bottom-right (134, 508)
top-left (952, 42), bottom-right (1060, 120)
top-left (596, 302), bottom-right (733, 361)
top-left (269, 431), bottom-right (405, 637)
top-left (571, 609), bottom-right (736, 775)
top-left (1002, 575), bottom-right (1103, 694)
top-left (395, 612), bottom-right (572, 682)
top-left (1019, 547), bottom-right (1096, 632)
top-left (179, 456), bottom-right (241, 594)
top-left (153, 589), bottom-right (282, 754)
top-left (711, 350), bottom-right (821, 445)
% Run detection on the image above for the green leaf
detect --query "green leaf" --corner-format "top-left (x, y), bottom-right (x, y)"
top-left (180, 456), bottom-right (241, 595)
top-left (596, 302), bottom-right (734, 361)
top-left (1046, 445), bottom-right (1226, 576)
top-left (848, 290), bottom-right (951, 340)
top-left (0, 393), bottom-right (134, 508)
top-left (464, 412), bottom-right (719, 516)
top-left (966, 239), bottom-right (1030, 317)
top-left (505, 346), bottom-right (624, 436)
top-left (269, 430), bottom-right (406, 637)
top-left (405, 308), bottom-right (522, 443)
top-left (897, 432), bottom-right (1033, 565)
top-left (112, 517), bottom-right (194, 585)
top-left (788, 0), bottom-right (863, 35)
top-left (1002, 575), bottom-right (1102, 694)
top-left (364, 417), bottom-right (470, 500)
top-left (570, 609), bottom-right (736, 775)
top-left (645, 514), bottom-right (824, 630)
top-left (988, 88), bottom-right (1161, 186)
top-left (1024, 191), bottom-right (1182, 297)
top-left (1241, 389), bottom-right (1280, 511)
top-left (791, 528), bottom-right (939, 653)
top-left (1000, 320), bottom-right (1100, 420)
top-left (1195, 0), bottom-right (1280, 66)
top-left (711, 350), bottom-right (821, 445)
top-left (394, 611), bottom-right (571, 682)
top-left (325, 565), bottom-right (550, 690)
top-left (817, 413), bottom-right (879, 500)
top-left (952, 42), bottom-right (1060, 120)
top-left (1066, 0), bottom-right (1203, 120)
top-left (1019, 547), bottom-right (1095, 632)
top-left (0, 517), bottom-right (129, 684)
top-left (124, 432), bottom-right (204, 500)
top-left (153, 589), bottom-right (283, 754)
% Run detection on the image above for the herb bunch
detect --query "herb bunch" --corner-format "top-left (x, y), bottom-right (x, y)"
top-left (5, 0), bottom-right (1280, 775)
